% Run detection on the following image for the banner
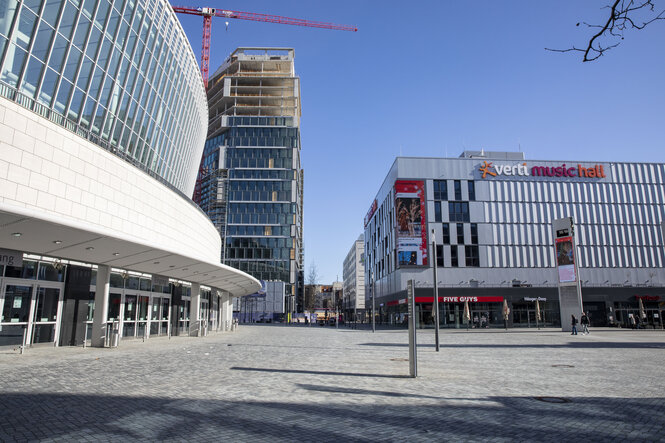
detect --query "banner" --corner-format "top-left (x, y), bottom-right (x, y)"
top-left (555, 236), bottom-right (576, 283)
top-left (395, 180), bottom-right (428, 266)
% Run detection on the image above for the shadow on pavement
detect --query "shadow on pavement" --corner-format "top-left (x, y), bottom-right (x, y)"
top-left (0, 392), bottom-right (661, 441)
top-left (360, 342), bottom-right (665, 349)
top-left (296, 383), bottom-right (442, 399)
top-left (230, 366), bottom-right (412, 378)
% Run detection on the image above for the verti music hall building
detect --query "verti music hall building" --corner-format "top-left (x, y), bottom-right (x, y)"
top-left (363, 151), bottom-right (665, 329)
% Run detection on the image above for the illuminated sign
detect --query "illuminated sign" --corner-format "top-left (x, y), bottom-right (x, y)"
top-left (479, 161), bottom-right (606, 179)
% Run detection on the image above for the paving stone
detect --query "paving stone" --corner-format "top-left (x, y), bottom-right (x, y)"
top-left (0, 326), bottom-right (664, 442)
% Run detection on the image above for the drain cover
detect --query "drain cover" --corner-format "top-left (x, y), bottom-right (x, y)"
top-left (390, 358), bottom-right (409, 361)
top-left (551, 364), bottom-right (575, 368)
top-left (534, 396), bottom-right (571, 403)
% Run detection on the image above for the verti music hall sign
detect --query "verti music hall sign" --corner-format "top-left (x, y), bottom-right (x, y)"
top-left (479, 161), bottom-right (607, 179)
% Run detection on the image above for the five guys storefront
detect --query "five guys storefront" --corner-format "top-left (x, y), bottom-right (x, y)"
top-left (379, 287), bottom-right (562, 329)
top-left (376, 285), bottom-right (665, 329)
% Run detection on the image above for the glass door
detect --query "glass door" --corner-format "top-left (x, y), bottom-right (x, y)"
top-left (31, 287), bottom-right (60, 345)
top-left (161, 298), bottom-right (169, 336)
top-left (1, 285), bottom-right (33, 347)
top-left (122, 295), bottom-right (137, 339)
top-left (150, 297), bottom-right (162, 336)
top-left (178, 299), bottom-right (189, 336)
top-left (137, 296), bottom-right (149, 338)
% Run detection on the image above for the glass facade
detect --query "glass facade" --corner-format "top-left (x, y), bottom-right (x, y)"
top-left (0, 0), bottom-right (207, 194)
top-left (197, 48), bottom-right (304, 308)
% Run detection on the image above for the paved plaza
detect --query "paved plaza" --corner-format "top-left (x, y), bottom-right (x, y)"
top-left (1, 325), bottom-right (664, 442)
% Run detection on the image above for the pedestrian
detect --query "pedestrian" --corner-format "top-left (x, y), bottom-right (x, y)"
top-left (571, 314), bottom-right (578, 335)
top-left (580, 312), bottom-right (590, 335)
top-left (629, 314), bottom-right (636, 329)
top-left (635, 314), bottom-right (641, 329)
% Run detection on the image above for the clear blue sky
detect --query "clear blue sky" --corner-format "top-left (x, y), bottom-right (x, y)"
top-left (173, 0), bottom-right (665, 284)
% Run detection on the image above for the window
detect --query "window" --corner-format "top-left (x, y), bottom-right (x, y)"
top-left (442, 223), bottom-right (450, 244)
top-left (454, 180), bottom-right (462, 200)
top-left (434, 201), bottom-right (442, 222)
top-left (433, 180), bottom-right (447, 200)
top-left (449, 201), bottom-right (470, 222)
top-left (471, 223), bottom-right (478, 244)
top-left (457, 223), bottom-right (464, 244)
top-left (465, 245), bottom-right (480, 267)
top-left (451, 245), bottom-right (459, 267)
top-left (436, 245), bottom-right (444, 267)
top-left (468, 181), bottom-right (475, 201)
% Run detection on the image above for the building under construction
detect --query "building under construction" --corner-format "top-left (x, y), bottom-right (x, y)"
top-left (196, 48), bottom-right (304, 313)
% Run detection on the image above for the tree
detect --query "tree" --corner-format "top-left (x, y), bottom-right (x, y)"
top-left (547, 0), bottom-right (665, 61)
top-left (307, 262), bottom-right (319, 285)
top-left (304, 262), bottom-right (320, 312)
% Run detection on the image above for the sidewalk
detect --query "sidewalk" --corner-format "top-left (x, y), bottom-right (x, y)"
top-left (1, 326), bottom-right (664, 442)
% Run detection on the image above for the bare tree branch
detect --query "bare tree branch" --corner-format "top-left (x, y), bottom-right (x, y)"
top-left (546, 0), bottom-right (665, 62)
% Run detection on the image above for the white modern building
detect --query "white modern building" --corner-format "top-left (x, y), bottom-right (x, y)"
top-left (364, 151), bottom-right (665, 329)
top-left (234, 280), bottom-right (286, 323)
top-left (343, 234), bottom-right (365, 322)
top-left (0, 0), bottom-right (260, 349)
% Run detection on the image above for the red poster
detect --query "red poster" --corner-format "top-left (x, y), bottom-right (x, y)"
top-left (395, 180), bottom-right (428, 266)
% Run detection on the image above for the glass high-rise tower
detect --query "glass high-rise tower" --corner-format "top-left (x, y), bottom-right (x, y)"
top-left (198, 47), bottom-right (304, 312)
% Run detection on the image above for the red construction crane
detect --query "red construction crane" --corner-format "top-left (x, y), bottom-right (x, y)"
top-left (172, 6), bottom-right (358, 88)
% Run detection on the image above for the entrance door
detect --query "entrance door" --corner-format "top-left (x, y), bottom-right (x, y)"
top-left (122, 294), bottom-right (137, 339)
top-left (0, 285), bottom-right (32, 347)
top-left (161, 298), bottom-right (170, 336)
top-left (31, 287), bottom-right (61, 345)
top-left (150, 297), bottom-right (162, 336)
top-left (137, 296), bottom-right (149, 338)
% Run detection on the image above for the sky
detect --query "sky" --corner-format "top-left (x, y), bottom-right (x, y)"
top-left (172, 0), bottom-right (665, 284)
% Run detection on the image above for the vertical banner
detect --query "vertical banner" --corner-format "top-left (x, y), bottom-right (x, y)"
top-left (395, 180), bottom-right (428, 267)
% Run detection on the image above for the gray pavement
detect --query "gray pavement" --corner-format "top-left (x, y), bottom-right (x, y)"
top-left (1, 325), bottom-right (664, 442)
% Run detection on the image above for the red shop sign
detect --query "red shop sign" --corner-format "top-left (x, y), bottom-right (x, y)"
top-left (635, 295), bottom-right (660, 301)
top-left (413, 296), bottom-right (504, 304)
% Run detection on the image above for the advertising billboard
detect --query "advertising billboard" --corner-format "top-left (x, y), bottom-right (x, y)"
top-left (555, 236), bottom-right (576, 283)
top-left (395, 180), bottom-right (428, 267)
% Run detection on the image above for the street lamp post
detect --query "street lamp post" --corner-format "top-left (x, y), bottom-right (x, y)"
top-left (432, 229), bottom-right (440, 352)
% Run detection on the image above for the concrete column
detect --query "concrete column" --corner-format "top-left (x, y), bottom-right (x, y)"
top-left (220, 292), bottom-right (228, 331)
top-left (216, 290), bottom-right (226, 331)
top-left (91, 265), bottom-right (110, 347)
top-left (190, 283), bottom-right (201, 336)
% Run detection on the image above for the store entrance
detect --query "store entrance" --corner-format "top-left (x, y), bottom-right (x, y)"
top-left (1, 284), bottom-right (32, 347)
top-left (31, 287), bottom-right (61, 345)
top-left (0, 281), bottom-right (64, 348)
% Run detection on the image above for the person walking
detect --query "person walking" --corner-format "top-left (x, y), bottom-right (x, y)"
top-left (580, 312), bottom-right (590, 335)
top-left (571, 314), bottom-right (578, 335)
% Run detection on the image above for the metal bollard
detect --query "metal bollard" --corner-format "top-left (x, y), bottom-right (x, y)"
top-left (19, 327), bottom-right (27, 355)
top-left (111, 321), bottom-right (120, 347)
top-left (83, 323), bottom-right (88, 349)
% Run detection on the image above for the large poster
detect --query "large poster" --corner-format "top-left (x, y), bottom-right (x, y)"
top-left (395, 180), bottom-right (428, 266)
top-left (555, 236), bottom-right (576, 283)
